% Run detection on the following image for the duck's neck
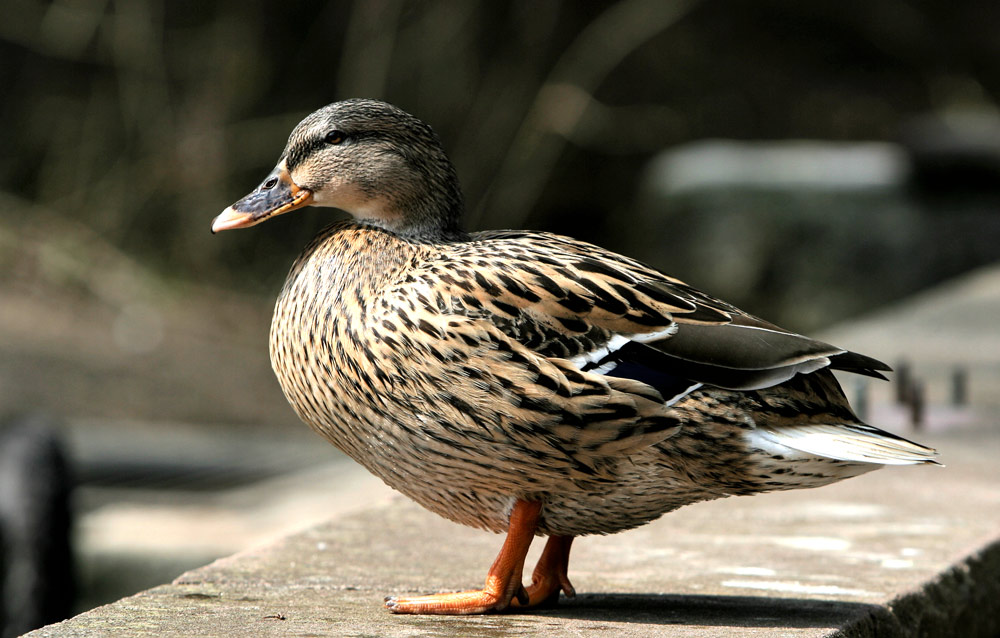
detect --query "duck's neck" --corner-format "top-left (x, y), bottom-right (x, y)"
top-left (351, 207), bottom-right (469, 243)
top-left (396, 214), bottom-right (470, 243)
top-left (351, 154), bottom-right (470, 243)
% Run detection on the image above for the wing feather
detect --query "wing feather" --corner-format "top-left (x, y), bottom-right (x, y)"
top-left (438, 231), bottom-right (888, 393)
top-left (753, 423), bottom-right (940, 465)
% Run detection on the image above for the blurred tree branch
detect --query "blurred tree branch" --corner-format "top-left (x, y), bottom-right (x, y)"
top-left (470, 0), bottom-right (701, 229)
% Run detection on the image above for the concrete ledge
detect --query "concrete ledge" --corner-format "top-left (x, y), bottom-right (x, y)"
top-left (26, 427), bottom-right (1000, 638)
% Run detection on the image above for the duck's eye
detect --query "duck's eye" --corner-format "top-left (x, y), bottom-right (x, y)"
top-left (324, 130), bottom-right (346, 145)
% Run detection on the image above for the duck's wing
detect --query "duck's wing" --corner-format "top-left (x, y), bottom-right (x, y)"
top-left (380, 231), bottom-right (927, 480)
top-left (438, 231), bottom-right (889, 405)
top-left (371, 279), bottom-right (684, 485)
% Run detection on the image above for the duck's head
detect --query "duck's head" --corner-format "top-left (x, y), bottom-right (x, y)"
top-left (212, 99), bottom-right (465, 240)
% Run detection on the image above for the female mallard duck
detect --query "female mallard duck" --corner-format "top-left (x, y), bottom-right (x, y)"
top-left (212, 99), bottom-right (937, 615)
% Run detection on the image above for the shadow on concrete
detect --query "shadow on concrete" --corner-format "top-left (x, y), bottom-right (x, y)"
top-left (532, 593), bottom-right (886, 628)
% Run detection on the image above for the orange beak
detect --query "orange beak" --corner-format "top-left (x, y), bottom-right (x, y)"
top-left (212, 164), bottom-right (314, 233)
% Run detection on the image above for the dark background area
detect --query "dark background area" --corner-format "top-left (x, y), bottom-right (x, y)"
top-left (4, 0), bottom-right (1000, 326)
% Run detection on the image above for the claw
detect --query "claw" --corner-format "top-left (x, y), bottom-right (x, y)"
top-left (561, 578), bottom-right (577, 598)
top-left (514, 584), bottom-right (530, 605)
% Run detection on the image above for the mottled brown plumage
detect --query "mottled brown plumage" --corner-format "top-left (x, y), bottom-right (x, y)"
top-left (213, 99), bottom-right (937, 614)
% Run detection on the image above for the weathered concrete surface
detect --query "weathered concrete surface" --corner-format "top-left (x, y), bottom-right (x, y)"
top-left (25, 425), bottom-right (1000, 638)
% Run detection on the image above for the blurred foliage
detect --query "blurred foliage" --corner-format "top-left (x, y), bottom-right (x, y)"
top-left (2, 0), bottom-right (999, 313)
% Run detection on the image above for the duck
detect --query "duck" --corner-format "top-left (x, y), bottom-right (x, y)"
top-left (211, 98), bottom-right (938, 615)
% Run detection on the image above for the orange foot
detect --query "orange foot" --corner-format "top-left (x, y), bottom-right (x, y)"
top-left (514, 535), bottom-right (575, 609)
top-left (385, 500), bottom-right (541, 615)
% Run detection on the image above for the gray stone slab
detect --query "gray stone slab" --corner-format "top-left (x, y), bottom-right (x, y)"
top-left (26, 427), bottom-right (1000, 637)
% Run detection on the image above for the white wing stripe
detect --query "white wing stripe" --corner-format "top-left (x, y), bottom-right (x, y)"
top-left (567, 324), bottom-right (678, 370)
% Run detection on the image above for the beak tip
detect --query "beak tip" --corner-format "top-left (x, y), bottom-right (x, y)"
top-left (211, 207), bottom-right (253, 233)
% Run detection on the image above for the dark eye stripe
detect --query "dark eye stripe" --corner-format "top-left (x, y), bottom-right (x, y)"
top-left (286, 139), bottom-right (322, 171)
top-left (285, 130), bottom-right (380, 171)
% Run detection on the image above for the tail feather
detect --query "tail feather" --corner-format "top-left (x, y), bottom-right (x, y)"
top-left (756, 423), bottom-right (940, 466)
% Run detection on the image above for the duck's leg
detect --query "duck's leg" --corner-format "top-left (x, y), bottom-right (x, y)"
top-left (513, 535), bottom-right (576, 608)
top-left (385, 500), bottom-right (541, 614)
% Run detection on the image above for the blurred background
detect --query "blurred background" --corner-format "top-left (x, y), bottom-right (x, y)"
top-left (2, 0), bottom-right (999, 634)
